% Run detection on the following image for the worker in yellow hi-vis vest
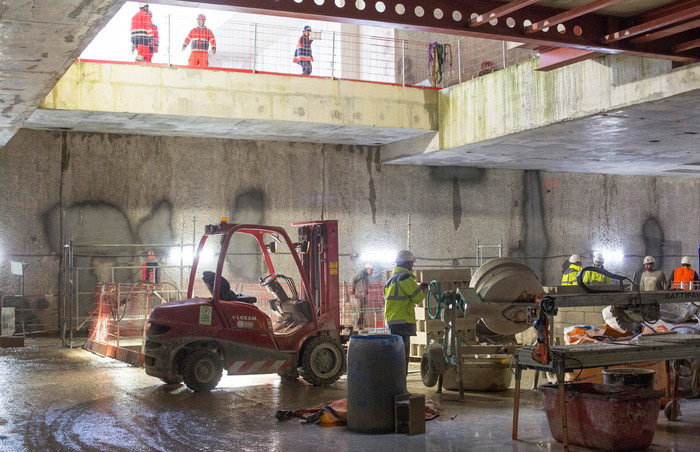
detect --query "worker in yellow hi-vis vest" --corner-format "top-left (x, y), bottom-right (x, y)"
top-left (384, 250), bottom-right (426, 374)
top-left (562, 254), bottom-right (582, 285)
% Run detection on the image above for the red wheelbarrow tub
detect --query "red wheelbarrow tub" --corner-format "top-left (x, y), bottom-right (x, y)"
top-left (538, 383), bottom-right (663, 451)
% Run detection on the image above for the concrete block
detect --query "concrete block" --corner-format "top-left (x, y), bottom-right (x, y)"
top-left (395, 393), bottom-right (425, 435)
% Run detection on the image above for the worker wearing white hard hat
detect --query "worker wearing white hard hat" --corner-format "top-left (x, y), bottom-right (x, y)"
top-left (668, 256), bottom-right (699, 290)
top-left (350, 262), bottom-right (375, 331)
top-left (640, 255), bottom-right (667, 291)
top-left (583, 252), bottom-right (612, 285)
top-left (130, 2), bottom-right (154, 62)
top-left (384, 250), bottom-right (425, 374)
top-left (182, 13), bottom-right (217, 68)
top-left (561, 254), bottom-right (583, 285)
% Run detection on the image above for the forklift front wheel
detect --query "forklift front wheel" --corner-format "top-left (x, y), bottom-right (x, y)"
top-left (182, 348), bottom-right (223, 392)
top-left (301, 336), bottom-right (346, 386)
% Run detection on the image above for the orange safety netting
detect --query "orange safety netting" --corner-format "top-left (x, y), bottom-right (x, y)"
top-left (565, 323), bottom-right (670, 345)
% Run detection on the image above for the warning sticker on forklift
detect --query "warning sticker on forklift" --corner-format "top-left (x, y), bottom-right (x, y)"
top-left (199, 306), bottom-right (212, 325)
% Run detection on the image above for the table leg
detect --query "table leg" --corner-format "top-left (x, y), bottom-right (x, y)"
top-left (558, 382), bottom-right (569, 451)
top-left (512, 365), bottom-right (521, 440)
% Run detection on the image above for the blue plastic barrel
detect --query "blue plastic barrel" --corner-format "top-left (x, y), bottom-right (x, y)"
top-left (346, 334), bottom-right (407, 433)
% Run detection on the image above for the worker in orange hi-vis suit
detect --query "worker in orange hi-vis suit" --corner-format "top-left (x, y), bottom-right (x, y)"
top-left (182, 14), bottom-right (217, 68)
top-left (130, 3), bottom-right (154, 62)
top-left (142, 23), bottom-right (159, 63)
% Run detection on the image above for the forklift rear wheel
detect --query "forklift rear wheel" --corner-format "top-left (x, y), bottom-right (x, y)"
top-left (182, 349), bottom-right (223, 392)
top-left (421, 353), bottom-right (439, 387)
top-left (301, 336), bottom-right (346, 386)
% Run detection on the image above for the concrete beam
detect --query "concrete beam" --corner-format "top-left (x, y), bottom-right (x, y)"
top-left (30, 62), bottom-right (438, 146)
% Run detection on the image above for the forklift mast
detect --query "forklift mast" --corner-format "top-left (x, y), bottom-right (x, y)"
top-left (293, 220), bottom-right (340, 329)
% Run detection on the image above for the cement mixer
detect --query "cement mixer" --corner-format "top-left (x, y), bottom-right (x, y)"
top-left (421, 258), bottom-right (543, 397)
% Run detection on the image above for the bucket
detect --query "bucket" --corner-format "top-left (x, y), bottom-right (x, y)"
top-left (346, 334), bottom-right (406, 433)
top-left (603, 368), bottom-right (655, 389)
top-left (539, 383), bottom-right (661, 450)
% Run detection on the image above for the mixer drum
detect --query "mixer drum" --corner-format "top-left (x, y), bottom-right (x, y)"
top-left (469, 258), bottom-right (544, 335)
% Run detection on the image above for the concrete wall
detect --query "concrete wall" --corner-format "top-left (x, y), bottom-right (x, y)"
top-left (440, 56), bottom-right (700, 149)
top-left (1, 128), bottom-right (700, 332)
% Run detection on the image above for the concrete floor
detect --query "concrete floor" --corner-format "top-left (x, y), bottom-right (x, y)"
top-left (1, 339), bottom-right (698, 452)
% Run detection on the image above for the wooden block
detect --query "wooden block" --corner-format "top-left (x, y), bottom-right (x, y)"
top-left (0, 336), bottom-right (25, 348)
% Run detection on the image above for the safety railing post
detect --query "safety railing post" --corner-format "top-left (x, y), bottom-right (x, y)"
top-left (331, 30), bottom-right (336, 79)
top-left (168, 14), bottom-right (171, 66)
top-left (502, 41), bottom-right (507, 70)
top-left (252, 23), bottom-right (258, 73)
top-left (73, 267), bottom-right (78, 346)
top-left (458, 39), bottom-right (462, 84)
top-left (402, 39), bottom-right (406, 86)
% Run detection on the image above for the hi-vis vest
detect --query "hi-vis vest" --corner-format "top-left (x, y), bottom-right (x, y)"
top-left (561, 264), bottom-right (582, 285)
top-left (184, 27), bottom-right (216, 51)
top-left (384, 266), bottom-right (424, 325)
top-left (583, 267), bottom-right (612, 285)
top-left (130, 8), bottom-right (153, 46)
top-left (670, 266), bottom-right (699, 289)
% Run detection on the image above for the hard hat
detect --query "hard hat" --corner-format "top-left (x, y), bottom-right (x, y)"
top-left (197, 13), bottom-right (206, 20)
top-left (593, 252), bottom-right (604, 264)
top-left (569, 254), bottom-right (581, 264)
top-left (139, 3), bottom-right (148, 8)
top-left (364, 262), bottom-right (374, 270)
top-left (303, 25), bottom-right (312, 31)
top-left (396, 250), bottom-right (415, 263)
top-left (681, 256), bottom-right (691, 265)
top-left (643, 256), bottom-right (655, 264)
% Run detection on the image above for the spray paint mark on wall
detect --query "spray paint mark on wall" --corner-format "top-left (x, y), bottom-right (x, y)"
top-left (452, 179), bottom-right (462, 230)
top-left (511, 171), bottom-right (550, 281)
top-left (367, 149), bottom-right (377, 224)
top-left (228, 189), bottom-right (266, 281)
top-left (544, 177), bottom-right (559, 199)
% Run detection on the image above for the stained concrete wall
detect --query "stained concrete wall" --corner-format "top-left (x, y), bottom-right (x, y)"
top-left (1, 129), bottom-right (700, 332)
top-left (439, 56), bottom-right (700, 149)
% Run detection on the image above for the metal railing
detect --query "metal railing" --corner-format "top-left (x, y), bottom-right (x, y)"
top-left (81, 9), bottom-right (537, 88)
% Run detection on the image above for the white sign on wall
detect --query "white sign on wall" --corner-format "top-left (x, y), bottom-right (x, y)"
top-left (10, 261), bottom-right (23, 276)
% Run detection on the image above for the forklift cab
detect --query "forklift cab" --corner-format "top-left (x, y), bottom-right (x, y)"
top-left (186, 219), bottom-right (340, 338)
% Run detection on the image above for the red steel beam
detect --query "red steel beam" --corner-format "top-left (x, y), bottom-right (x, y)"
top-left (526, 0), bottom-right (623, 34)
top-left (630, 18), bottom-right (700, 43)
top-left (674, 38), bottom-right (700, 52)
top-left (602, 4), bottom-right (700, 43)
top-left (536, 48), bottom-right (603, 71)
top-left (174, 0), bottom-right (699, 63)
top-left (638, 0), bottom-right (700, 22)
top-left (470, 0), bottom-right (541, 27)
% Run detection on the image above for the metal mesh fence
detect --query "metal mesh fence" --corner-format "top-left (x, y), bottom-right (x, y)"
top-left (81, 7), bottom-right (537, 88)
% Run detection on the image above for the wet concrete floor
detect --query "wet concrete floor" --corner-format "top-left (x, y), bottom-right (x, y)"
top-left (1, 338), bottom-right (698, 451)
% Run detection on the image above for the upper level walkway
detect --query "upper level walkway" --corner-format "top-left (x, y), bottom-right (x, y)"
top-left (25, 8), bottom-right (700, 179)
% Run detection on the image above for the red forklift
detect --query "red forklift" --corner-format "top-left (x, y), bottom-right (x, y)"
top-left (144, 219), bottom-right (346, 391)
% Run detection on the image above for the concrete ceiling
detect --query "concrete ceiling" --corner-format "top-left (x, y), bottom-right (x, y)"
top-left (0, 0), bottom-right (124, 146)
top-left (2, 0), bottom-right (700, 178)
top-left (387, 88), bottom-right (700, 177)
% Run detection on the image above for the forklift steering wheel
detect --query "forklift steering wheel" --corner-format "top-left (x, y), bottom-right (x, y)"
top-left (259, 273), bottom-right (278, 287)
